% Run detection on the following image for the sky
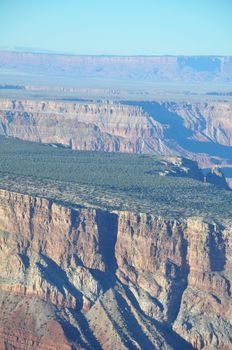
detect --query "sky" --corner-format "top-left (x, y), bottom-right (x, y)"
top-left (0, 0), bottom-right (231, 56)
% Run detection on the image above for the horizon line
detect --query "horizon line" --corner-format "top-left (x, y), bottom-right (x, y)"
top-left (0, 49), bottom-right (231, 58)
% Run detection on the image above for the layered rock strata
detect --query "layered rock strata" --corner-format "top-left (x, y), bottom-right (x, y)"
top-left (0, 99), bottom-right (232, 169)
top-left (0, 188), bottom-right (231, 349)
top-left (163, 101), bottom-right (232, 147)
top-left (0, 99), bottom-right (170, 155)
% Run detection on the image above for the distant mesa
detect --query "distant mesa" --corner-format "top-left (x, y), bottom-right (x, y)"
top-left (0, 51), bottom-right (231, 82)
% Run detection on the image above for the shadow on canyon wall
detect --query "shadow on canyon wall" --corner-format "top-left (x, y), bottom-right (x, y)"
top-left (125, 101), bottom-right (232, 165)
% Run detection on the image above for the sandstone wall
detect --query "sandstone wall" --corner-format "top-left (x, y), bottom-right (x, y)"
top-left (1, 99), bottom-right (232, 169)
top-left (0, 189), bottom-right (232, 349)
top-left (0, 99), bottom-right (170, 155)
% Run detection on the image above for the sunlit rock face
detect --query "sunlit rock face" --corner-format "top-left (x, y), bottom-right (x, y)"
top-left (1, 99), bottom-right (232, 170)
top-left (0, 99), bottom-right (170, 155)
top-left (0, 188), bottom-right (231, 349)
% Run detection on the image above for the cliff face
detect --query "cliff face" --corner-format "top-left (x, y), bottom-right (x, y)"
top-left (0, 99), bottom-right (170, 155)
top-left (0, 99), bottom-right (232, 170)
top-left (0, 189), bottom-right (232, 349)
top-left (116, 213), bottom-right (232, 349)
top-left (164, 101), bottom-right (232, 147)
top-left (135, 100), bottom-right (232, 169)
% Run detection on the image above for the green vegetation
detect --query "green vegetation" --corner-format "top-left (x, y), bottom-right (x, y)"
top-left (0, 135), bottom-right (231, 221)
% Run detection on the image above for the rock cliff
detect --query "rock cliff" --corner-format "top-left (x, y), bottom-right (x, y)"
top-left (0, 99), bottom-right (232, 170)
top-left (0, 99), bottom-right (170, 155)
top-left (163, 101), bottom-right (232, 147)
top-left (0, 188), bottom-right (231, 349)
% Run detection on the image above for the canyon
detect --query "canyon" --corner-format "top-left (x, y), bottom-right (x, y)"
top-left (0, 91), bottom-right (232, 349)
top-left (0, 99), bottom-right (232, 170)
top-left (0, 136), bottom-right (232, 349)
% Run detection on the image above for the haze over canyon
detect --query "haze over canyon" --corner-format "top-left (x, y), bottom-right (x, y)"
top-left (0, 50), bottom-right (232, 350)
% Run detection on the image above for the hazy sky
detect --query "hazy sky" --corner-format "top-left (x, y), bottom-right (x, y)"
top-left (0, 0), bottom-right (231, 55)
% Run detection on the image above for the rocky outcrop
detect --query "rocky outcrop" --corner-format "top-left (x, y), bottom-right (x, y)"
top-left (205, 167), bottom-right (230, 190)
top-left (158, 157), bottom-right (204, 181)
top-left (0, 188), bottom-right (232, 349)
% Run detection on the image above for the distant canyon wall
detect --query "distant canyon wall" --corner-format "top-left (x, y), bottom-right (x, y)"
top-left (0, 99), bottom-right (170, 154)
top-left (165, 101), bottom-right (232, 147)
top-left (0, 52), bottom-right (232, 82)
top-left (0, 99), bottom-right (232, 168)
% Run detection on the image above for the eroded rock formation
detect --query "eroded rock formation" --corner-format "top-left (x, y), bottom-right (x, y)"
top-left (205, 167), bottom-right (230, 190)
top-left (163, 101), bottom-right (232, 147)
top-left (0, 188), bottom-right (231, 349)
top-left (0, 99), bottom-right (170, 155)
top-left (0, 99), bottom-right (232, 171)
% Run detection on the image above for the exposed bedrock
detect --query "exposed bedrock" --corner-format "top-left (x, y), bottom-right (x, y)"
top-left (0, 99), bottom-right (232, 169)
top-left (0, 189), bottom-right (232, 349)
top-left (0, 99), bottom-right (169, 155)
top-left (205, 167), bottom-right (230, 190)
